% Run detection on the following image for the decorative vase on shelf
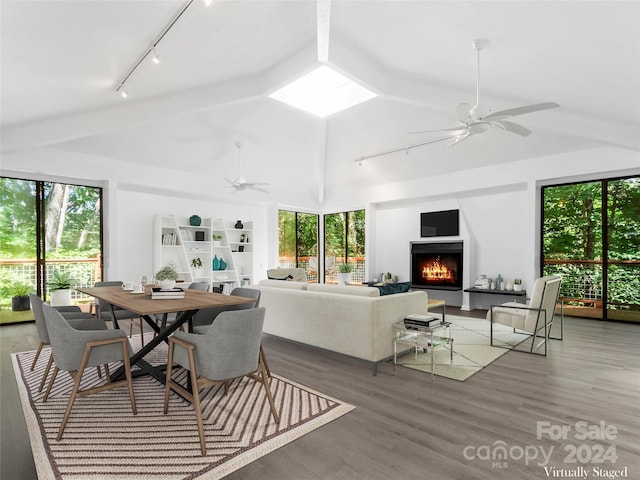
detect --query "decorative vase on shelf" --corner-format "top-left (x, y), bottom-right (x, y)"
top-left (189, 215), bottom-right (201, 226)
top-left (506, 281), bottom-right (514, 291)
top-left (234, 220), bottom-right (244, 229)
top-left (514, 283), bottom-right (523, 292)
top-left (212, 255), bottom-right (220, 271)
top-left (495, 274), bottom-right (503, 290)
top-left (219, 258), bottom-right (227, 270)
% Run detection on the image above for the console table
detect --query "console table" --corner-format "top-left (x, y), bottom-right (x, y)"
top-left (464, 288), bottom-right (527, 304)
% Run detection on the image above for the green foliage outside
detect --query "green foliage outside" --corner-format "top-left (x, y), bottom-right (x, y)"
top-left (1, 178), bottom-right (102, 259)
top-left (278, 209), bottom-right (365, 282)
top-left (543, 177), bottom-right (639, 312)
top-left (0, 177), bottom-right (102, 310)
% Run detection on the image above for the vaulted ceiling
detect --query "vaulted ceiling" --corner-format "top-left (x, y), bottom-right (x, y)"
top-left (2, 1), bottom-right (639, 204)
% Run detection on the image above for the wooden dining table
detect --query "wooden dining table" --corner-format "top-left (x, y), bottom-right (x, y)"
top-left (76, 285), bottom-right (255, 385)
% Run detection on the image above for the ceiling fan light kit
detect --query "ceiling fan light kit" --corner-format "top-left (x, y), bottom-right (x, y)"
top-left (356, 38), bottom-right (559, 163)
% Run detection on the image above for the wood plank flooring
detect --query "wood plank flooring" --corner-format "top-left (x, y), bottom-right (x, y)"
top-left (2, 309), bottom-right (639, 480)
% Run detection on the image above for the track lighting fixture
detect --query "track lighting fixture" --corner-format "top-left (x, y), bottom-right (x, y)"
top-left (114, 0), bottom-right (200, 98)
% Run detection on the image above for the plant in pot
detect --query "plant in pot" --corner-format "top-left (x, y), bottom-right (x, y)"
top-left (9, 280), bottom-right (32, 311)
top-left (212, 234), bottom-right (223, 246)
top-left (156, 263), bottom-right (178, 290)
top-left (48, 270), bottom-right (75, 306)
top-left (513, 278), bottom-right (523, 292)
top-left (337, 263), bottom-right (353, 286)
top-left (385, 272), bottom-right (393, 284)
top-left (191, 257), bottom-right (204, 277)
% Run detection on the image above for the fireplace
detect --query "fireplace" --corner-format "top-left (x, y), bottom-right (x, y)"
top-left (411, 241), bottom-right (463, 290)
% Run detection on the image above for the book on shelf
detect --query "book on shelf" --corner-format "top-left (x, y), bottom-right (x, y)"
top-left (161, 233), bottom-right (177, 245)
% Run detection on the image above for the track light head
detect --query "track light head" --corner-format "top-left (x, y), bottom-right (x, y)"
top-left (152, 47), bottom-right (160, 64)
top-left (117, 87), bottom-right (128, 98)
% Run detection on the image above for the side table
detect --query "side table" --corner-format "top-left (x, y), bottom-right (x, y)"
top-left (392, 320), bottom-right (453, 381)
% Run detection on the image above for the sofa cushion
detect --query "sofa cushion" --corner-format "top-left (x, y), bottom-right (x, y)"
top-left (307, 283), bottom-right (380, 297)
top-left (258, 279), bottom-right (308, 290)
top-left (376, 282), bottom-right (412, 296)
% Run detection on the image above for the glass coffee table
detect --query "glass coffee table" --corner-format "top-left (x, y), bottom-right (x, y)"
top-left (392, 319), bottom-right (453, 381)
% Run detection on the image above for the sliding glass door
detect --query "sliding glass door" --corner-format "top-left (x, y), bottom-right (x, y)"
top-left (0, 177), bottom-right (103, 313)
top-left (541, 175), bottom-right (639, 321)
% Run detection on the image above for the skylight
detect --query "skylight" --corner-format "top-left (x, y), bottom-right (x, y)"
top-left (269, 65), bottom-right (377, 118)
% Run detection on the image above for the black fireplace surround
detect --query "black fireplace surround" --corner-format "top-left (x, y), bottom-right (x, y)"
top-left (410, 241), bottom-right (463, 291)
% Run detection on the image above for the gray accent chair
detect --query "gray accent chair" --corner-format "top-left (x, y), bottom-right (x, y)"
top-left (164, 308), bottom-right (278, 455)
top-left (95, 281), bottom-right (145, 347)
top-left (42, 304), bottom-right (137, 440)
top-left (29, 293), bottom-right (106, 392)
top-left (488, 275), bottom-right (563, 356)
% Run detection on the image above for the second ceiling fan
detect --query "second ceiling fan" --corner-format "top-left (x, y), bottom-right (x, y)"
top-left (357, 39), bottom-right (559, 162)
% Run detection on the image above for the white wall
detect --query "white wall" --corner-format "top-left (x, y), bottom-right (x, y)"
top-left (2, 144), bottom-right (638, 311)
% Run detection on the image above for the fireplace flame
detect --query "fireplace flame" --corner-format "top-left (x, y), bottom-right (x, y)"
top-left (422, 257), bottom-right (455, 282)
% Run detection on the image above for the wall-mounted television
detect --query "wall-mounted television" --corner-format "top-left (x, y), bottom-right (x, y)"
top-left (420, 209), bottom-right (459, 237)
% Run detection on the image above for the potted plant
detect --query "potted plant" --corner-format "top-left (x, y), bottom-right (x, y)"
top-left (385, 272), bottom-right (393, 284)
top-left (191, 257), bottom-right (204, 277)
top-left (337, 263), bottom-right (353, 286)
top-left (48, 269), bottom-right (75, 306)
top-left (156, 263), bottom-right (178, 290)
top-left (10, 280), bottom-right (32, 311)
top-left (514, 278), bottom-right (523, 292)
top-left (212, 234), bottom-right (223, 246)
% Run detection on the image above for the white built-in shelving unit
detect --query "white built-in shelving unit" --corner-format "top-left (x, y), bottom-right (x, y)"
top-left (153, 215), bottom-right (254, 293)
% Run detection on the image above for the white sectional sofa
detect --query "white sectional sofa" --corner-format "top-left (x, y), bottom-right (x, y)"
top-left (249, 280), bottom-right (429, 374)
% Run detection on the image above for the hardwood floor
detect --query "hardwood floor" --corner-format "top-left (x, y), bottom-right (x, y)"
top-left (2, 310), bottom-right (639, 479)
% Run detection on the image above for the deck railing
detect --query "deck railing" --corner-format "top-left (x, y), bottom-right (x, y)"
top-left (0, 257), bottom-right (101, 305)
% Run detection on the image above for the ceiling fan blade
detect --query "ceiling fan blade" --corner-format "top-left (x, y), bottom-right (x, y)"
top-left (457, 103), bottom-right (471, 123)
top-left (491, 120), bottom-right (532, 137)
top-left (409, 126), bottom-right (469, 134)
top-left (447, 132), bottom-right (472, 147)
top-left (482, 102), bottom-right (560, 120)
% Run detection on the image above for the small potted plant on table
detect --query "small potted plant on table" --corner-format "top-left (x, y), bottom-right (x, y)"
top-left (156, 263), bottom-right (178, 290)
top-left (514, 278), bottom-right (523, 292)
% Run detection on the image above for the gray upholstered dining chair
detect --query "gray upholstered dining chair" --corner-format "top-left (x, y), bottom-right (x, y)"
top-left (95, 281), bottom-right (146, 347)
top-left (488, 275), bottom-right (562, 356)
top-left (191, 287), bottom-right (271, 376)
top-left (154, 282), bottom-right (210, 334)
top-left (191, 287), bottom-right (260, 330)
top-left (163, 308), bottom-right (278, 455)
top-left (29, 293), bottom-right (106, 392)
top-left (41, 304), bottom-right (137, 440)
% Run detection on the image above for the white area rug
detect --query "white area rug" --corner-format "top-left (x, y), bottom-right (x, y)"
top-left (394, 315), bottom-right (528, 381)
top-left (12, 333), bottom-right (354, 480)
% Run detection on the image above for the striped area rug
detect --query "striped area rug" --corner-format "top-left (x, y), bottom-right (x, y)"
top-left (12, 334), bottom-right (354, 480)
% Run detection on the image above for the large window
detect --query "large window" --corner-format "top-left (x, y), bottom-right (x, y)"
top-left (278, 210), bottom-right (319, 282)
top-left (541, 176), bottom-right (639, 321)
top-left (1, 177), bottom-right (103, 312)
top-left (324, 209), bottom-right (365, 284)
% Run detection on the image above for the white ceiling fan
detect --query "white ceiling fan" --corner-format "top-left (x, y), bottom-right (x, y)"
top-left (356, 39), bottom-right (560, 163)
top-left (225, 142), bottom-right (270, 193)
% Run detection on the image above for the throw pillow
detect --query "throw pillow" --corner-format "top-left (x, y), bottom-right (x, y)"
top-left (268, 274), bottom-right (294, 281)
top-left (376, 282), bottom-right (412, 296)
